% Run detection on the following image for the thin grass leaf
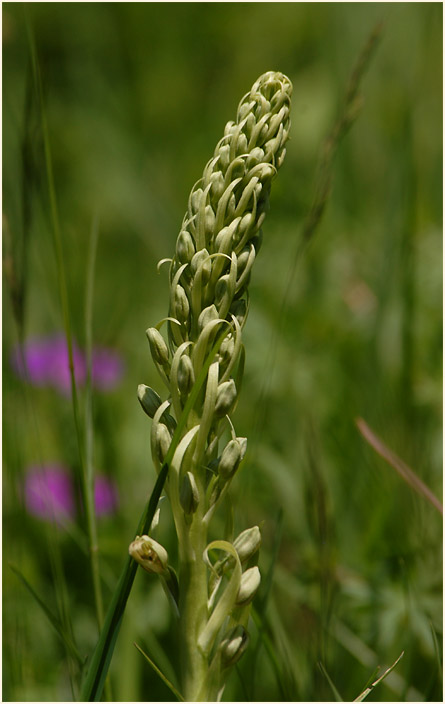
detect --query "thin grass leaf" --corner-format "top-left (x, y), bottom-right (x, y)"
top-left (81, 326), bottom-right (230, 701)
top-left (10, 564), bottom-right (84, 666)
top-left (430, 621), bottom-right (442, 682)
top-left (353, 651), bottom-right (404, 702)
top-left (356, 417), bottom-right (443, 514)
top-left (332, 618), bottom-right (422, 700)
top-left (134, 642), bottom-right (184, 702)
top-left (300, 20), bottom-right (383, 250)
top-left (84, 214), bottom-right (105, 630)
top-left (318, 661), bottom-right (344, 702)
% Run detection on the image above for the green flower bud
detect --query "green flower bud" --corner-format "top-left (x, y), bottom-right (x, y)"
top-left (245, 146), bottom-right (265, 170)
top-left (214, 275), bottom-right (230, 308)
top-left (236, 247), bottom-right (251, 275)
top-left (233, 526), bottom-right (261, 564)
top-left (190, 187), bottom-right (204, 215)
top-left (218, 436), bottom-right (246, 479)
top-left (137, 384), bottom-right (162, 418)
top-left (236, 566), bottom-right (261, 606)
top-left (218, 335), bottom-right (235, 366)
top-left (219, 625), bottom-right (249, 668)
top-left (235, 131), bottom-right (248, 156)
top-left (198, 304), bottom-right (219, 333)
top-left (146, 327), bottom-right (169, 366)
top-left (210, 170), bottom-right (225, 203)
top-left (217, 144), bottom-right (231, 172)
top-left (180, 471), bottom-right (199, 515)
top-left (129, 535), bottom-right (168, 575)
top-left (177, 354), bottom-right (195, 397)
top-left (155, 423), bottom-right (171, 464)
top-left (174, 284), bottom-right (190, 323)
top-left (214, 379), bottom-right (237, 419)
top-left (225, 192), bottom-right (237, 223)
top-left (191, 248), bottom-right (211, 284)
top-left (176, 230), bottom-right (195, 264)
top-left (204, 204), bottom-right (216, 240)
top-left (230, 299), bottom-right (247, 327)
top-left (243, 112), bottom-right (256, 140)
top-left (224, 121), bottom-right (236, 137)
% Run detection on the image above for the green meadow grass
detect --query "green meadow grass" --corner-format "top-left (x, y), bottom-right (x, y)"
top-left (3, 3), bottom-right (442, 701)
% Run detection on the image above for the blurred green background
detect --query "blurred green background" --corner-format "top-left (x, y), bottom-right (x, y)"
top-left (3, 2), bottom-right (442, 701)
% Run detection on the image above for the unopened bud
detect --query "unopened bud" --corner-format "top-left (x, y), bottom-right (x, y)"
top-left (155, 423), bottom-right (171, 464)
top-left (176, 230), bottom-right (195, 264)
top-left (233, 526), bottom-right (261, 564)
top-left (146, 328), bottom-right (169, 366)
top-left (180, 471), bottom-right (199, 514)
top-left (218, 336), bottom-right (235, 366)
top-left (177, 354), bottom-right (195, 397)
top-left (218, 437), bottom-right (245, 479)
top-left (230, 299), bottom-right (247, 327)
top-left (129, 535), bottom-right (168, 575)
top-left (236, 566), bottom-right (261, 606)
top-left (235, 131), bottom-right (248, 155)
top-left (217, 144), bottom-right (231, 171)
top-left (190, 187), bottom-right (204, 215)
top-left (236, 247), bottom-right (251, 275)
top-left (174, 285), bottom-right (190, 323)
top-left (138, 384), bottom-right (162, 418)
top-left (214, 275), bottom-right (230, 307)
top-left (214, 379), bottom-right (237, 418)
top-left (219, 625), bottom-right (249, 667)
top-left (246, 146), bottom-right (265, 169)
top-left (204, 204), bottom-right (216, 239)
top-left (191, 249), bottom-right (211, 284)
top-left (210, 170), bottom-right (225, 202)
top-left (198, 304), bottom-right (219, 333)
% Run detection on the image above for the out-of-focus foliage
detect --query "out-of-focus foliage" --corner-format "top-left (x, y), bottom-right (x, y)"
top-left (3, 3), bottom-right (442, 702)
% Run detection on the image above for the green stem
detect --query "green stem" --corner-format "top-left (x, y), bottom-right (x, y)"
top-left (178, 502), bottom-right (209, 701)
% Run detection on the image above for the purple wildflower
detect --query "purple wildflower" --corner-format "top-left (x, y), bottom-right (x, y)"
top-left (24, 465), bottom-right (76, 523)
top-left (91, 347), bottom-right (125, 391)
top-left (23, 465), bottom-right (119, 523)
top-left (11, 335), bottom-right (124, 393)
top-left (11, 335), bottom-right (86, 394)
top-left (94, 475), bottom-right (119, 515)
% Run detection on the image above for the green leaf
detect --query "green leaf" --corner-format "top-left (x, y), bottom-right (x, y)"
top-left (134, 642), bottom-right (184, 701)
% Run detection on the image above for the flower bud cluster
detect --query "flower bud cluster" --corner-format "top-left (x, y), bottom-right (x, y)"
top-left (142, 73), bottom-right (291, 489)
top-left (168, 71), bottom-right (292, 350)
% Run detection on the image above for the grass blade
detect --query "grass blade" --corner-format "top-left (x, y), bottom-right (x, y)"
top-left (10, 564), bottom-right (84, 666)
top-left (134, 642), bottom-right (184, 701)
top-left (80, 326), bottom-right (230, 701)
top-left (353, 651), bottom-right (404, 702)
top-left (318, 661), bottom-right (344, 702)
top-left (84, 214), bottom-right (105, 631)
top-left (356, 417), bottom-right (443, 514)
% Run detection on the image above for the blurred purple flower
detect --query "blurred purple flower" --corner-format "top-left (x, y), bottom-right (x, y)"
top-left (24, 465), bottom-right (76, 522)
top-left (92, 347), bottom-right (125, 391)
top-left (23, 465), bottom-right (119, 523)
top-left (11, 335), bottom-right (124, 393)
top-left (94, 474), bottom-right (119, 515)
